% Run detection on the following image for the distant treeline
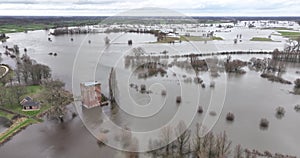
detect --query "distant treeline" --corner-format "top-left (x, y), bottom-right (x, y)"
top-left (0, 16), bottom-right (106, 27)
top-left (0, 16), bottom-right (299, 26)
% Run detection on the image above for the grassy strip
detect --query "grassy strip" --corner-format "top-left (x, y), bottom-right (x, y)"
top-left (250, 37), bottom-right (273, 42)
top-left (212, 36), bottom-right (223, 40)
top-left (0, 24), bottom-right (54, 34)
top-left (0, 118), bottom-right (36, 143)
top-left (262, 27), bottom-right (293, 31)
top-left (0, 19), bottom-right (104, 34)
top-left (278, 31), bottom-right (300, 37)
top-left (151, 36), bottom-right (223, 43)
top-left (181, 36), bottom-right (223, 41)
top-left (0, 111), bottom-right (14, 120)
top-left (181, 36), bottom-right (205, 41)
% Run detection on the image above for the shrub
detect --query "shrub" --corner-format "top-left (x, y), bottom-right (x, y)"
top-left (260, 118), bottom-right (269, 128)
top-left (226, 112), bottom-right (235, 121)
top-left (161, 90), bottom-right (166, 96)
top-left (294, 104), bottom-right (300, 112)
top-left (198, 106), bottom-right (203, 114)
top-left (294, 78), bottom-right (300, 88)
top-left (194, 77), bottom-right (203, 84)
top-left (176, 96), bottom-right (181, 103)
top-left (210, 81), bottom-right (215, 88)
top-left (276, 106), bottom-right (285, 116)
top-left (140, 84), bottom-right (146, 92)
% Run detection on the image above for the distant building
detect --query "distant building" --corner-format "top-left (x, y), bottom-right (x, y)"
top-left (20, 96), bottom-right (40, 111)
top-left (80, 81), bottom-right (102, 109)
top-left (166, 33), bottom-right (180, 39)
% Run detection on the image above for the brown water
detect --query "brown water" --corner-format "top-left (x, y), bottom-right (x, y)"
top-left (0, 30), bottom-right (300, 157)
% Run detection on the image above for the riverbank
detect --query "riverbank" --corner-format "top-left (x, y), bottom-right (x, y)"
top-left (0, 84), bottom-right (73, 145)
top-left (0, 118), bottom-right (36, 145)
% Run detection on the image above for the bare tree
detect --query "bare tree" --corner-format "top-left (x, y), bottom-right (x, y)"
top-left (104, 36), bottom-right (110, 45)
top-left (215, 131), bottom-right (232, 157)
top-left (160, 125), bottom-right (173, 156)
top-left (193, 123), bottom-right (205, 157)
top-left (234, 145), bottom-right (244, 158)
top-left (176, 121), bottom-right (191, 157)
top-left (18, 54), bottom-right (51, 85)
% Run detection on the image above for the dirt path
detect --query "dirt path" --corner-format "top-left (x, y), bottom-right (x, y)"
top-left (0, 65), bottom-right (9, 79)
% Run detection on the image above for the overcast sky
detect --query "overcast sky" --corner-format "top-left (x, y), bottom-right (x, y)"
top-left (0, 0), bottom-right (299, 16)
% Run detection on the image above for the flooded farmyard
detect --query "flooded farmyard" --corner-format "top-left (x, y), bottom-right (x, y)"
top-left (1, 13), bottom-right (300, 158)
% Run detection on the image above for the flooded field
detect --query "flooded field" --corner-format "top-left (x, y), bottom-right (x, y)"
top-left (0, 22), bottom-right (300, 157)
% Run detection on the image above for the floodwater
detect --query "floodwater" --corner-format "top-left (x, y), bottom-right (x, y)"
top-left (0, 26), bottom-right (300, 157)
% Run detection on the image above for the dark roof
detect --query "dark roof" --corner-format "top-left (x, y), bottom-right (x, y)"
top-left (22, 101), bottom-right (40, 107)
top-left (24, 96), bottom-right (32, 101)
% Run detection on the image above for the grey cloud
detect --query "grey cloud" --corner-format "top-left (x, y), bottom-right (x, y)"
top-left (0, 0), bottom-right (38, 4)
top-left (73, 0), bottom-right (118, 5)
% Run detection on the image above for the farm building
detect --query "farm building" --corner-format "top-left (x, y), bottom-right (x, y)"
top-left (20, 96), bottom-right (40, 111)
top-left (80, 81), bottom-right (102, 109)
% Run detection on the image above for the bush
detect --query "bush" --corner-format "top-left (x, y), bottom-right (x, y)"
top-left (198, 106), bottom-right (203, 114)
top-left (176, 96), bottom-right (181, 103)
top-left (294, 104), bottom-right (300, 112)
top-left (226, 112), bottom-right (235, 121)
top-left (260, 118), bottom-right (269, 128)
top-left (294, 78), bottom-right (300, 88)
top-left (140, 84), bottom-right (146, 92)
top-left (194, 77), bottom-right (203, 84)
top-left (210, 81), bottom-right (215, 88)
top-left (161, 90), bottom-right (166, 96)
top-left (276, 106), bottom-right (285, 116)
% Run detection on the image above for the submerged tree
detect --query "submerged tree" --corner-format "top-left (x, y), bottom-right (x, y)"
top-left (176, 121), bottom-right (191, 157)
top-left (234, 145), bottom-right (244, 158)
top-left (109, 68), bottom-right (117, 104)
top-left (294, 78), bottom-right (300, 88)
top-left (160, 125), bottom-right (173, 156)
top-left (104, 36), bottom-right (110, 45)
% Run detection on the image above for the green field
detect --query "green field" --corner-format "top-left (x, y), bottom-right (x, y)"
top-left (180, 35), bottom-right (223, 41)
top-left (278, 31), bottom-right (300, 38)
top-left (0, 111), bottom-right (14, 120)
top-left (26, 85), bottom-right (43, 95)
top-left (212, 36), bottom-right (223, 40)
top-left (250, 37), bottom-right (274, 42)
top-left (0, 24), bottom-right (54, 34)
top-left (151, 35), bottom-right (224, 43)
top-left (263, 27), bottom-right (293, 31)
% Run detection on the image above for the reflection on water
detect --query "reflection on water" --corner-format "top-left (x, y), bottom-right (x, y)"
top-left (0, 30), bottom-right (300, 156)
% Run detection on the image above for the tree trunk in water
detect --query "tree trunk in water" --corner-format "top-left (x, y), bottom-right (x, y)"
top-left (109, 68), bottom-right (116, 109)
